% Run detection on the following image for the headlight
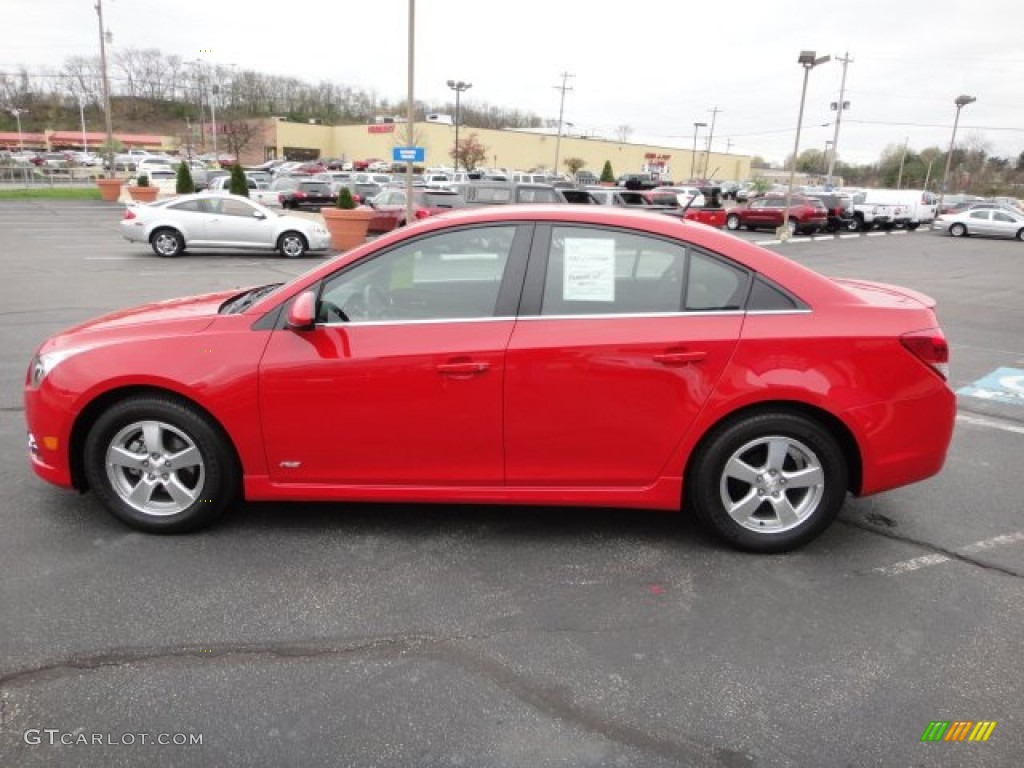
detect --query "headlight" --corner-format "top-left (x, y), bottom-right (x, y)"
top-left (27, 349), bottom-right (80, 389)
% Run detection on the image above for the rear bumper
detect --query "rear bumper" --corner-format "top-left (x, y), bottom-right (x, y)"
top-left (843, 383), bottom-right (956, 496)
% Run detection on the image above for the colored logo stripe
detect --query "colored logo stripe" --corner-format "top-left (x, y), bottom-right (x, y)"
top-left (921, 720), bottom-right (996, 742)
top-left (921, 722), bottom-right (949, 742)
top-left (969, 721), bottom-right (997, 742)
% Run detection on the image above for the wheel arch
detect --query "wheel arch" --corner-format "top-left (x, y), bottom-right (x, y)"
top-left (69, 385), bottom-right (243, 495)
top-left (683, 400), bottom-right (863, 497)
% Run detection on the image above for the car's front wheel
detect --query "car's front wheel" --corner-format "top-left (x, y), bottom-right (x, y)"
top-left (950, 223), bottom-right (967, 237)
top-left (83, 396), bottom-right (238, 533)
top-left (725, 213), bottom-right (741, 230)
top-left (278, 231), bottom-right (308, 258)
top-left (150, 228), bottom-right (184, 257)
top-left (687, 411), bottom-right (848, 553)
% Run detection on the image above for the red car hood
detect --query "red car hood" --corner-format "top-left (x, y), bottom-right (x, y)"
top-left (41, 289), bottom-right (244, 352)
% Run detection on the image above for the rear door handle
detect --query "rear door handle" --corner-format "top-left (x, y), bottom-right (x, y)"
top-left (653, 350), bottom-right (707, 366)
top-left (437, 361), bottom-right (490, 376)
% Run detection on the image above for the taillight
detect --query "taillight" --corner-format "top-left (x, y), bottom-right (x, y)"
top-left (122, 208), bottom-right (136, 220)
top-left (414, 208), bottom-right (431, 220)
top-left (901, 329), bottom-right (949, 380)
top-left (294, 191), bottom-right (307, 199)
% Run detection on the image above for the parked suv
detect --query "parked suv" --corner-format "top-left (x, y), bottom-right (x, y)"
top-left (809, 193), bottom-right (857, 232)
top-left (725, 195), bottom-right (828, 235)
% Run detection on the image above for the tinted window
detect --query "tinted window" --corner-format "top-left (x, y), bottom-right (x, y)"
top-left (217, 198), bottom-right (258, 217)
top-left (318, 226), bottom-right (516, 323)
top-left (419, 192), bottom-right (465, 208)
top-left (299, 183), bottom-right (331, 194)
top-left (969, 211), bottom-right (990, 220)
top-left (686, 251), bottom-right (749, 311)
top-left (167, 199), bottom-right (205, 213)
top-left (747, 277), bottom-right (800, 311)
top-left (993, 212), bottom-right (1016, 223)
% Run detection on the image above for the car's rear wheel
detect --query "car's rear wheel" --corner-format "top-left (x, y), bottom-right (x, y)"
top-left (725, 213), bottom-right (741, 230)
top-left (150, 228), bottom-right (184, 257)
top-left (1016, 228), bottom-right (1024, 241)
top-left (845, 218), bottom-right (859, 232)
top-left (907, 222), bottom-right (920, 231)
top-left (83, 397), bottom-right (238, 533)
top-left (687, 412), bottom-right (848, 553)
top-left (278, 231), bottom-right (308, 258)
top-left (950, 223), bottom-right (967, 237)
top-left (786, 218), bottom-right (798, 236)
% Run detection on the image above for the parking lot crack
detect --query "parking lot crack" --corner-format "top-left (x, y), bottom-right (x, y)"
top-left (840, 518), bottom-right (1024, 578)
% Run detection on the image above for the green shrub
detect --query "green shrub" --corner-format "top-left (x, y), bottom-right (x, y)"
top-left (228, 163), bottom-right (249, 197)
top-left (336, 187), bottom-right (356, 209)
top-left (600, 160), bottom-right (615, 183)
top-left (176, 161), bottom-right (195, 194)
top-left (136, 173), bottom-right (150, 187)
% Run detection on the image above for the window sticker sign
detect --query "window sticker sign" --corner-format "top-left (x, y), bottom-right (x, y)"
top-left (564, 238), bottom-right (615, 302)
top-left (956, 367), bottom-right (1024, 406)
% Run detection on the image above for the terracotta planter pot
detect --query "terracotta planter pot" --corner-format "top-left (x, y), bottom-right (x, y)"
top-left (129, 185), bottom-right (160, 203)
top-left (96, 178), bottom-right (123, 202)
top-left (321, 207), bottom-right (374, 251)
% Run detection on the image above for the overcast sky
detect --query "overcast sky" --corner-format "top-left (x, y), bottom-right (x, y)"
top-left (4, 0), bottom-right (1023, 166)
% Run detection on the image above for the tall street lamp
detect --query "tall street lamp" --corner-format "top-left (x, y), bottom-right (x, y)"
top-left (447, 79), bottom-right (471, 173)
top-left (210, 84), bottom-right (220, 163)
top-left (10, 108), bottom-right (27, 152)
top-left (779, 50), bottom-right (830, 241)
top-left (823, 140), bottom-right (833, 176)
top-left (690, 122), bottom-right (706, 180)
top-left (937, 94), bottom-right (976, 215)
top-left (95, 0), bottom-right (115, 174)
top-left (75, 95), bottom-right (88, 152)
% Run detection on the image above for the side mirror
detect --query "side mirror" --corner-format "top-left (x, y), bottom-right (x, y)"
top-left (252, 211), bottom-right (266, 219)
top-left (286, 291), bottom-right (316, 331)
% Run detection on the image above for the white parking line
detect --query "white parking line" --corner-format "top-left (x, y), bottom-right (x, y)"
top-left (839, 234), bottom-right (860, 239)
top-left (891, 230), bottom-right (908, 235)
top-left (872, 531), bottom-right (1024, 576)
top-left (812, 236), bottom-right (834, 241)
top-left (956, 413), bottom-right (1024, 436)
top-left (866, 232), bottom-right (887, 237)
top-left (754, 239), bottom-right (781, 246)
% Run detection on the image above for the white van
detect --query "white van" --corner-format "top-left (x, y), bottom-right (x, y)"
top-left (862, 189), bottom-right (938, 229)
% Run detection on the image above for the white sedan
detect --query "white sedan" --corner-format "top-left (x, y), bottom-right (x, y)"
top-left (120, 193), bottom-right (331, 258)
top-left (933, 207), bottom-right (1024, 240)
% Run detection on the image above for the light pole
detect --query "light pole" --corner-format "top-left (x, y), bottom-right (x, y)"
top-left (823, 140), bottom-right (833, 177)
top-left (76, 95), bottom-right (88, 153)
top-left (779, 50), bottom-right (830, 241)
top-left (95, 0), bottom-right (115, 174)
top-left (405, 0), bottom-right (415, 227)
top-left (552, 72), bottom-right (573, 178)
top-left (10, 108), bottom-right (27, 152)
top-left (210, 84), bottom-right (219, 163)
top-left (937, 95), bottom-right (976, 215)
top-left (896, 136), bottom-right (909, 189)
top-left (446, 79), bottom-right (471, 174)
top-left (690, 122), bottom-right (706, 180)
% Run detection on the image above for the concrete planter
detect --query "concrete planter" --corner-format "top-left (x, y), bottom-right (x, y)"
top-left (128, 185), bottom-right (160, 203)
top-left (96, 178), bottom-right (123, 202)
top-left (321, 206), bottom-right (374, 251)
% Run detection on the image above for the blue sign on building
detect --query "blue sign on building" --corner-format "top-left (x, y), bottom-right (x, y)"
top-left (392, 146), bottom-right (425, 163)
top-left (957, 367), bottom-right (1024, 406)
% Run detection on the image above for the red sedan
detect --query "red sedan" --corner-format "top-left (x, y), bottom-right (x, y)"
top-left (24, 206), bottom-right (954, 552)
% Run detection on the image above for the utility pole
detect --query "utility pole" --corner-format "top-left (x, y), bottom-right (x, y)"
top-left (95, 0), bottom-right (115, 174)
top-left (896, 136), bottom-right (909, 189)
top-left (405, 0), bottom-right (415, 227)
top-left (826, 52), bottom-right (852, 187)
top-left (703, 106), bottom-right (721, 179)
top-left (552, 72), bottom-right (574, 178)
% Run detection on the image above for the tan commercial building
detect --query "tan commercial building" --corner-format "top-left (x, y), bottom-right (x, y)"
top-left (259, 120), bottom-right (751, 183)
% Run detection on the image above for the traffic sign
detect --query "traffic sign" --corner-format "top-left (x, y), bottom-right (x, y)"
top-left (392, 146), bottom-right (425, 163)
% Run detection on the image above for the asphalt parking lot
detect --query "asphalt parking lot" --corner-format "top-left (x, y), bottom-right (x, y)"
top-left (1, 200), bottom-right (1022, 767)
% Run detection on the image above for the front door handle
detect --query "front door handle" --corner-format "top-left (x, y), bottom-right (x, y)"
top-left (437, 361), bottom-right (490, 377)
top-left (653, 350), bottom-right (707, 366)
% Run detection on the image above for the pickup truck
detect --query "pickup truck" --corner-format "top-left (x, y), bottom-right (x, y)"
top-left (847, 189), bottom-right (902, 231)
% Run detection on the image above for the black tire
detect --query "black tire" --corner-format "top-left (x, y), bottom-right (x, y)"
top-left (83, 396), bottom-right (238, 533)
top-left (278, 231), bottom-right (308, 258)
top-left (845, 218), bottom-right (859, 232)
top-left (906, 222), bottom-right (920, 231)
top-left (1017, 229), bottom-right (1024, 242)
top-left (150, 228), bottom-right (184, 258)
top-left (686, 411), bottom-right (848, 553)
top-left (858, 218), bottom-right (873, 232)
top-left (787, 217), bottom-right (799, 236)
top-left (726, 213), bottom-right (741, 231)
top-left (949, 223), bottom-right (967, 237)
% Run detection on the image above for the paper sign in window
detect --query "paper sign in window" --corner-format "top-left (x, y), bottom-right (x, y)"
top-left (563, 238), bottom-right (615, 301)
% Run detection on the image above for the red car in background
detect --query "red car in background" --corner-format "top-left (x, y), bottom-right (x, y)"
top-left (726, 195), bottom-right (829, 236)
top-left (24, 206), bottom-right (954, 553)
top-left (366, 187), bottom-right (467, 233)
